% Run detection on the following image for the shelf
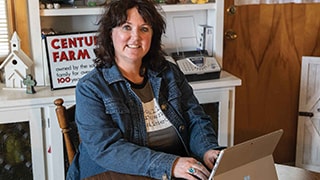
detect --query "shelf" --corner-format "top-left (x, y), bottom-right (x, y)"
top-left (40, 2), bottom-right (216, 16)
top-left (162, 3), bottom-right (215, 12)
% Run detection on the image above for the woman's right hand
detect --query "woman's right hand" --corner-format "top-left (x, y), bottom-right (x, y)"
top-left (172, 157), bottom-right (210, 180)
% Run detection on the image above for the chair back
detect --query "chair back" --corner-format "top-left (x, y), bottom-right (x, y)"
top-left (54, 98), bottom-right (79, 168)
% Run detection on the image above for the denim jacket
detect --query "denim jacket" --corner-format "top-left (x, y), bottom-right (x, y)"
top-left (67, 62), bottom-right (219, 180)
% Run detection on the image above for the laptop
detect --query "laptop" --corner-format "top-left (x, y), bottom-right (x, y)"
top-left (209, 129), bottom-right (283, 180)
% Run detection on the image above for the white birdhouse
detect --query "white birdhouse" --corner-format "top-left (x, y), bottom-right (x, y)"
top-left (0, 32), bottom-right (33, 89)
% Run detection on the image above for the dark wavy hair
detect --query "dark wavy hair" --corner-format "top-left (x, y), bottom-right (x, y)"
top-left (94, 0), bottom-right (167, 73)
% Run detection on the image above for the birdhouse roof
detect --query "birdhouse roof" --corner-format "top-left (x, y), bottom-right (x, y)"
top-left (11, 32), bottom-right (21, 42)
top-left (0, 50), bottom-right (33, 69)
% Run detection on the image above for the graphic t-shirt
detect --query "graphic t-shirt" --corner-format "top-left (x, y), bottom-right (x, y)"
top-left (130, 78), bottom-right (186, 156)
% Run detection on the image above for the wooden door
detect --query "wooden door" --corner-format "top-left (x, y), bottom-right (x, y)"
top-left (296, 56), bottom-right (320, 172)
top-left (223, 0), bottom-right (320, 164)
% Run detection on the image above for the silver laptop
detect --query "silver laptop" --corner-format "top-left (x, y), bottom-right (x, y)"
top-left (209, 129), bottom-right (283, 180)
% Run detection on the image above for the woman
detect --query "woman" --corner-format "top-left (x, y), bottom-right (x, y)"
top-left (67, 0), bottom-right (221, 179)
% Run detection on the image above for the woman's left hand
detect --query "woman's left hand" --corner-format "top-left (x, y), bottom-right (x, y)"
top-left (203, 149), bottom-right (220, 170)
top-left (172, 157), bottom-right (210, 180)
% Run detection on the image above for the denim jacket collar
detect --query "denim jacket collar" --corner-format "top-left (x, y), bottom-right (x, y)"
top-left (102, 64), bottom-right (164, 85)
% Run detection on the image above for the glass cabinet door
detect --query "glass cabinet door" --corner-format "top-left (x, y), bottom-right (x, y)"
top-left (193, 88), bottom-right (231, 146)
top-left (0, 122), bottom-right (32, 179)
top-left (0, 108), bottom-right (45, 180)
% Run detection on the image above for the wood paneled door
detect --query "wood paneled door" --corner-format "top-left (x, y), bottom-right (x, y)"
top-left (223, 0), bottom-right (320, 164)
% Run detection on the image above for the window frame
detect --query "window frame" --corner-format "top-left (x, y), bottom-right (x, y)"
top-left (0, 0), bottom-right (14, 62)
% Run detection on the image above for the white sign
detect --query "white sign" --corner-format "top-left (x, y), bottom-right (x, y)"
top-left (45, 32), bottom-right (97, 90)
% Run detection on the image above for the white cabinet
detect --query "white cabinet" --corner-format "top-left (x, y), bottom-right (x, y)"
top-left (0, 85), bottom-right (75, 180)
top-left (190, 71), bottom-right (241, 146)
top-left (0, 71), bottom-right (240, 180)
top-left (27, 1), bottom-right (224, 86)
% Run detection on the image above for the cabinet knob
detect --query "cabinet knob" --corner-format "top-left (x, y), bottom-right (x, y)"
top-left (227, 5), bottom-right (237, 15)
top-left (225, 30), bottom-right (238, 40)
